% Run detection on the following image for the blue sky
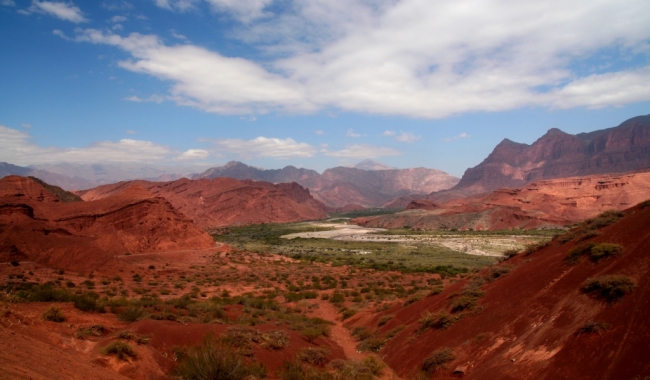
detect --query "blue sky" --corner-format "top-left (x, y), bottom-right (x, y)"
top-left (1, 0), bottom-right (649, 177)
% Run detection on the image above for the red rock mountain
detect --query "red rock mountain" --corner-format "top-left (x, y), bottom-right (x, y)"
top-left (356, 170), bottom-right (650, 230)
top-left (0, 176), bottom-right (214, 271)
top-left (351, 202), bottom-right (650, 378)
top-left (195, 161), bottom-right (459, 208)
top-left (387, 114), bottom-right (650, 207)
top-left (78, 177), bottom-right (328, 228)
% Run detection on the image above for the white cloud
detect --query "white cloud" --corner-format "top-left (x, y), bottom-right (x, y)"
top-left (210, 136), bottom-right (316, 159)
top-left (346, 128), bottom-right (361, 137)
top-left (0, 125), bottom-right (187, 165)
top-left (21, 123), bottom-right (32, 129)
top-left (178, 148), bottom-right (209, 160)
top-left (28, 1), bottom-right (88, 23)
top-left (315, 130), bottom-right (324, 135)
top-left (124, 94), bottom-right (165, 103)
top-left (170, 29), bottom-right (188, 40)
top-left (154, 0), bottom-right (198, 12)
top-left (205, 0), bottom-right (272, 23)
top-left (394, 132), bottom-right (421, 143)
top-left (444, 133), bottom-right (471, 142)
top-left (125, 129), bottom-right (136, 134)
top-left (110, 15), bottom-right (126, 22)
top-left (381, 130), bottom-right (395, 136)
top-left (324, 144), bottom-right (401, 158)
top-left (69, 0), bottom-right (650, 118)
top-left (75, 29), bottom-right (314, 114)
top-left (1, 0), bottom-right (16, 6)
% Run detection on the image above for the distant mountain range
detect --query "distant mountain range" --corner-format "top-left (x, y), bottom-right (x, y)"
top-left (387, 114), bottom-right (650, 207)
top-left (193, 160), bottom-right (460, 208)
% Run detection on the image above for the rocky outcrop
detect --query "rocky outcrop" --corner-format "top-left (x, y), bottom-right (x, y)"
top-left (429, 114), bottom-right (650, 201)
top-left (78, 177), bottom-right (329, 228)
top-left (0, 176), bottom-right (214, 271)
top-left (356, 170), bottom-right (650, 230)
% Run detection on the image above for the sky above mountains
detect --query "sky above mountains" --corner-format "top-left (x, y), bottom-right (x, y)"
top-left (1, 0), bottom-right (649, 176)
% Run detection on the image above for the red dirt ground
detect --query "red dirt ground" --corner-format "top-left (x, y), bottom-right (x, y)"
top-left (354, 202), bottom-right (650, 379)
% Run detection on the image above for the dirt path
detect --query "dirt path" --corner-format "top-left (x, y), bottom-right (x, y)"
top-left (309, 301), bottom-right (364, 360)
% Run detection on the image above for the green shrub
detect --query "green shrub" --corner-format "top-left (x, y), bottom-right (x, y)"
top-left (118, 306), bottom-right (145, 322)
top-left (450, 295), bottom-right (478, 312)
top-left (73, 293), bottom-right (101, 312)
top-left (565, 243), bottom-right (595, 265)
top-left (589, 243), bottom-right (623, 262)
top-left (296, 347), bottom-right (330, 366)
top-left (261, 330), bottom-right (290, 350)
top-left (484, 266), bottom-right (511, 281)
top-left (175, 334), bottom-right (265, 380)
top-left (419, 311), bottom-right (456, 331)
top-left (77, 324), bottom-right (106, 339)
top-left (584, 210), bottom-right (623, 229)
top-left (582, 275), bottom-right (635, 302)
top-left (102, 341), bottom-right (137, 361)
top-left (422, 347), bottom-right (455, 373)
top-left (377, 314), bottom-right (394, 327)
top-left (42, 306), bottom-right (66, 322)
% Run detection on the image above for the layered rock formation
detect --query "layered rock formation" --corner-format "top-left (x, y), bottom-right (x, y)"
top-left (0, 176), bottom-right (214, 271)
top-left (356, 170), bottom-right (650, 230)
top-left (78, 177), bottom-right (328, 228)
top-left (195, 161), bottom-right (459, 208)
top-left (401, 114), bottom-right (650, 205)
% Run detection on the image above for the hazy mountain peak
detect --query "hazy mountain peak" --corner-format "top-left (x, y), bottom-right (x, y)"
top-left (354, 159), bottom-right (395, 171)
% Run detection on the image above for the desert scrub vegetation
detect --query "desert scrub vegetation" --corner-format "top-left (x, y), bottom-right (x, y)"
top-left (582, 275), bottom-right (635, 302)
top-left (213, 222), bottom-right (498, 276)
top-left (175, 334), bottom-right (266, 380)
top-left (565, 243), bottom-right (623, 265)
top-left (377, 314), bottom-right (394, 327)
top-left (418, 311), bottom-right (457, 332)
top-left (559, 210), bottom-right (625, 245)
top-left (421, 347), bottom-right (455, 374)
top-left (42, 305), bottom-right (66, 322)
top-left (102, 341), bottom-right (138, 361)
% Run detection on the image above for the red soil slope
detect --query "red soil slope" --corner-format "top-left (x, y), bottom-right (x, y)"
top-left (0, 176), bottom-right (214, 271)
top-left (357, 170), bottom-right (650, 230)
top-left (78, 177), bottom-right (328, 228)
top-left (353, 203), bottom-right (650, 379)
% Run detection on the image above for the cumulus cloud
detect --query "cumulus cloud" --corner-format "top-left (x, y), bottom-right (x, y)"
top-left (110, 15), bottom-right (126, 22)
top-left (444, 133), bottom-right (471, 142)
top-left (324, 144), bottom-right (401, 158)
top-left (315, 130), bottom-right (324, 135)
top-left (395, 132), bottom-right (421, 143)
top-left (70, 0), bottom-right (650, 118)
top-left (75, 29), bottom-right (314, 114)
top-left (28, 1), bottom-right (87, 23)
top-left (210, 136), bottom-right (316, 159)
top-left (154, 0), bottom-right (198, 12)
top-left (0, 125), bottom-right (199, 165)
top-left (381, 130), bottom-right (395, 136)
top-left (178, 148), bottom-right (209, 160)
top-left (346, 129), bottom-right (361, 138)
top-left (205, 0), bottom-right (272, 23)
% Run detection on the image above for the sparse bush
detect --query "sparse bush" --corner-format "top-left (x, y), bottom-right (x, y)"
top-left (377, 314), bottom-right (394, 327)
top-left (221, 327), bottom-right (262, 349)
top-left (302, 327), bottom-right (325, 343)
top-left (42, 306), bottom-right (66, 322)
top-left (422, 348), bottom-right (455, 373)
top-left (102, 341), bottom-right (137, 361)
top-left (385, 325), bottom-right (405, 339)
top-left (584, 210), bottom-right (623, 230)
top-left (450, 295), bottom-right (478, 312)
top-left (296, 347), bottom-right (330, 366)
top-left (118, 306), bottom-right (145, 322)
top-left (340, 307), bottom-right (357, 320)
top-left (419, 311), bottom-right (456, 331)
top-left (175, 334), bottom-right (265, 380)
top-left (582, 275), bottom-right (635, 302)
top-left (77, 324), bottom-right (106, 339)
top-left (565, 243), bottom-right (595, 265)
top-left (524, 241), bottom-right (550, 255)
top-left (579, 320), bottom-right (611, 335)
top-left (10, 260), bottom-right (19, 266)
top-left (261, 330), bottom-right (290, 350)
top-left (589, 243), bottom-right (623, 262)
top-left (484, 266), bottom-right (512, 281)
top-left (502, 249), bottom-right (519, 259)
